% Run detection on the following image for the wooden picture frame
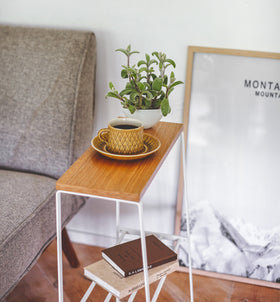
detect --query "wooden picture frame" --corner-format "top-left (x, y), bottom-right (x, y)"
top-left (176, 46), bottom-right (280, 289)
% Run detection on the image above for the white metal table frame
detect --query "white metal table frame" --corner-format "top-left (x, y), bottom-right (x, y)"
top-left (56, 132), bottom-right (193, 302)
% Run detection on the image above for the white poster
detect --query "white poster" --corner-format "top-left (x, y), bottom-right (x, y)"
top-left (179, 47), bottom-right (280, 285)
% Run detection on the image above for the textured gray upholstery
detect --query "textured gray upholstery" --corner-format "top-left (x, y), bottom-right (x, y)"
top-left (0, 25), bottom-right (96, 299)
top-left (0, 170), bottom-right (85, 299)
top-left (0, 25), bottom-right (96, 178)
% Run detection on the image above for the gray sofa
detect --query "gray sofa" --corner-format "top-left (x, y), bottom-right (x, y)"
top-left (0, 25), bottom-right (96, 300)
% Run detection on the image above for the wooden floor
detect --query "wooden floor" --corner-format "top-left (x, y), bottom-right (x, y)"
top-left (5, 240), bottom-right (280, 302)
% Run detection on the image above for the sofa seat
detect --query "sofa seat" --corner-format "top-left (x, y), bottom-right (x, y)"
top-left (0, 169), bottom-right (84, 298)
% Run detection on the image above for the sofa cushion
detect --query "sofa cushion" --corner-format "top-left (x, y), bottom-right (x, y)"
top-left (0, 26), bottom-right (96, 178)
top-left (0, 169), bottom-right (85, 299)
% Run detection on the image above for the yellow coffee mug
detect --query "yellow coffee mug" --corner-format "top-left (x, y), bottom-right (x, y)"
top-left (98, 118), bottom-right (144, 155)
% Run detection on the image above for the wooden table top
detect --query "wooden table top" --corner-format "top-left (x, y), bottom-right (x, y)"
top-left (56, 121), bottom-right (183, 202)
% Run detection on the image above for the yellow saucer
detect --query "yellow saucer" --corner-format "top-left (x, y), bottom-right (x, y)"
top-left (91, 133), bottom-right (161, 161)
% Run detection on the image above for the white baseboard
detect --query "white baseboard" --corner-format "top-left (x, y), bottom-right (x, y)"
top-left (66, 228), bottom-right (116, 248)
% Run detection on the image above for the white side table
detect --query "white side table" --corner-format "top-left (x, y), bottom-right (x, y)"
top-left (56, 121), bottom-right (193, 302)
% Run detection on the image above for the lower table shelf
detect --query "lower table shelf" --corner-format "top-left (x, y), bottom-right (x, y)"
top-left (80, 230), bottom-right (183, 302)
top-left (82, 259), bottom-right (179, 302)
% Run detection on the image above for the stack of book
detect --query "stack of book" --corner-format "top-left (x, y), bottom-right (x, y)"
top-left (84, 235), bottom-right (178, 299)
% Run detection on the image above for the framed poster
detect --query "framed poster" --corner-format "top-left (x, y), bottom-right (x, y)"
top-left (178, 46), bottom-right (280, 288)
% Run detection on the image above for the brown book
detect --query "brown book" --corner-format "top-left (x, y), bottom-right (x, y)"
top-left (84, 259), bottom-right (179, 299)
top-left (101, 235), bottom-right (177, 277)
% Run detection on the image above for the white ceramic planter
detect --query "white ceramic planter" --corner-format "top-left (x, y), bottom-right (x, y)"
top-left (122, 108), bottom-right (162, 129)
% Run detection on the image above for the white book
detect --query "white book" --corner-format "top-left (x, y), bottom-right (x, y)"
top-left (84, 259), bottom-right (179, 299)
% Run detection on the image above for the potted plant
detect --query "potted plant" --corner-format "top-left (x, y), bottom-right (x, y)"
top-left (106, 45), bottom-right (183, 128)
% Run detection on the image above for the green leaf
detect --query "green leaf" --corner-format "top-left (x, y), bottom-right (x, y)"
top-left (121, 96), bottom-right (129, 104)
top-left (115, 48), bottom-right (128, 56)
top-left (130, 92), bottom-right (140, 102)
top-left (109, 82), bottom-right (115, 90)
top-left (165, 59), bottom-right (176, 68)
top-left (145, 54), bottom-right (150, 62)
top-left (128, 105), bottom-right (136, 114)
top-left (116, 45), bottom-right (139, 57)
top-left (130, 50), bottom-right (140, 55)
top-left (121, 69), bottom-right (128, 78)
top-left (119, 88), bottom-right (132, 97)
top-left (126, 82), bottom-right (133, 89)
top-left (152, 98), bottom-right (161, 109)
top-left (168, 81), bottom-right (183, 94)
top-left (137, 60), bottom-right (146, 67)
top-left (143, 82), bottom-right (150, 89)
top-left (170, 71), bottom-right (175, 82)
top-left (167, 87), bottom-right (174, 96)
top-left (149, 59), bottom-right (158, 66)
top-left (142, 91), bottom-right (153, 100)
top-left (152, 77), bottom-right (163, 91)
top-left (161, 98), bottom-right (171, 116)
top-left (139, 67), bottom-right (147, 73)
top-left (143, 99), bottom-right (152, 107)
top-left (137, 82), bottom-right (145, 91)
top-left (152, 51), bottom-right (159, 59)
top-left (106, 91), bottom-right (121, 100)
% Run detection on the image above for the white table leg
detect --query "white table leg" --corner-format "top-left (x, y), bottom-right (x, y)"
top-left (56, 191), bottom-right (63, 302)
top-left (181, 132), bottom-right (194, 302)
top-left (127, 291), bottom-right (137, 302)
top-left (137, 202), bottom-right (150, 302)
top-left (80, 281), bottom-right (96, 302)
top-left (104, 292), bottom-right (113, 302)
top-left (151, 275), bottom-right (166, 302)
top-left (116, 200), bottom-right (120, 243)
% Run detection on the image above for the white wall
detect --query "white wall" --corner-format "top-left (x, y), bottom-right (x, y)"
top-left (1, 0), bottom-right (279, 246)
